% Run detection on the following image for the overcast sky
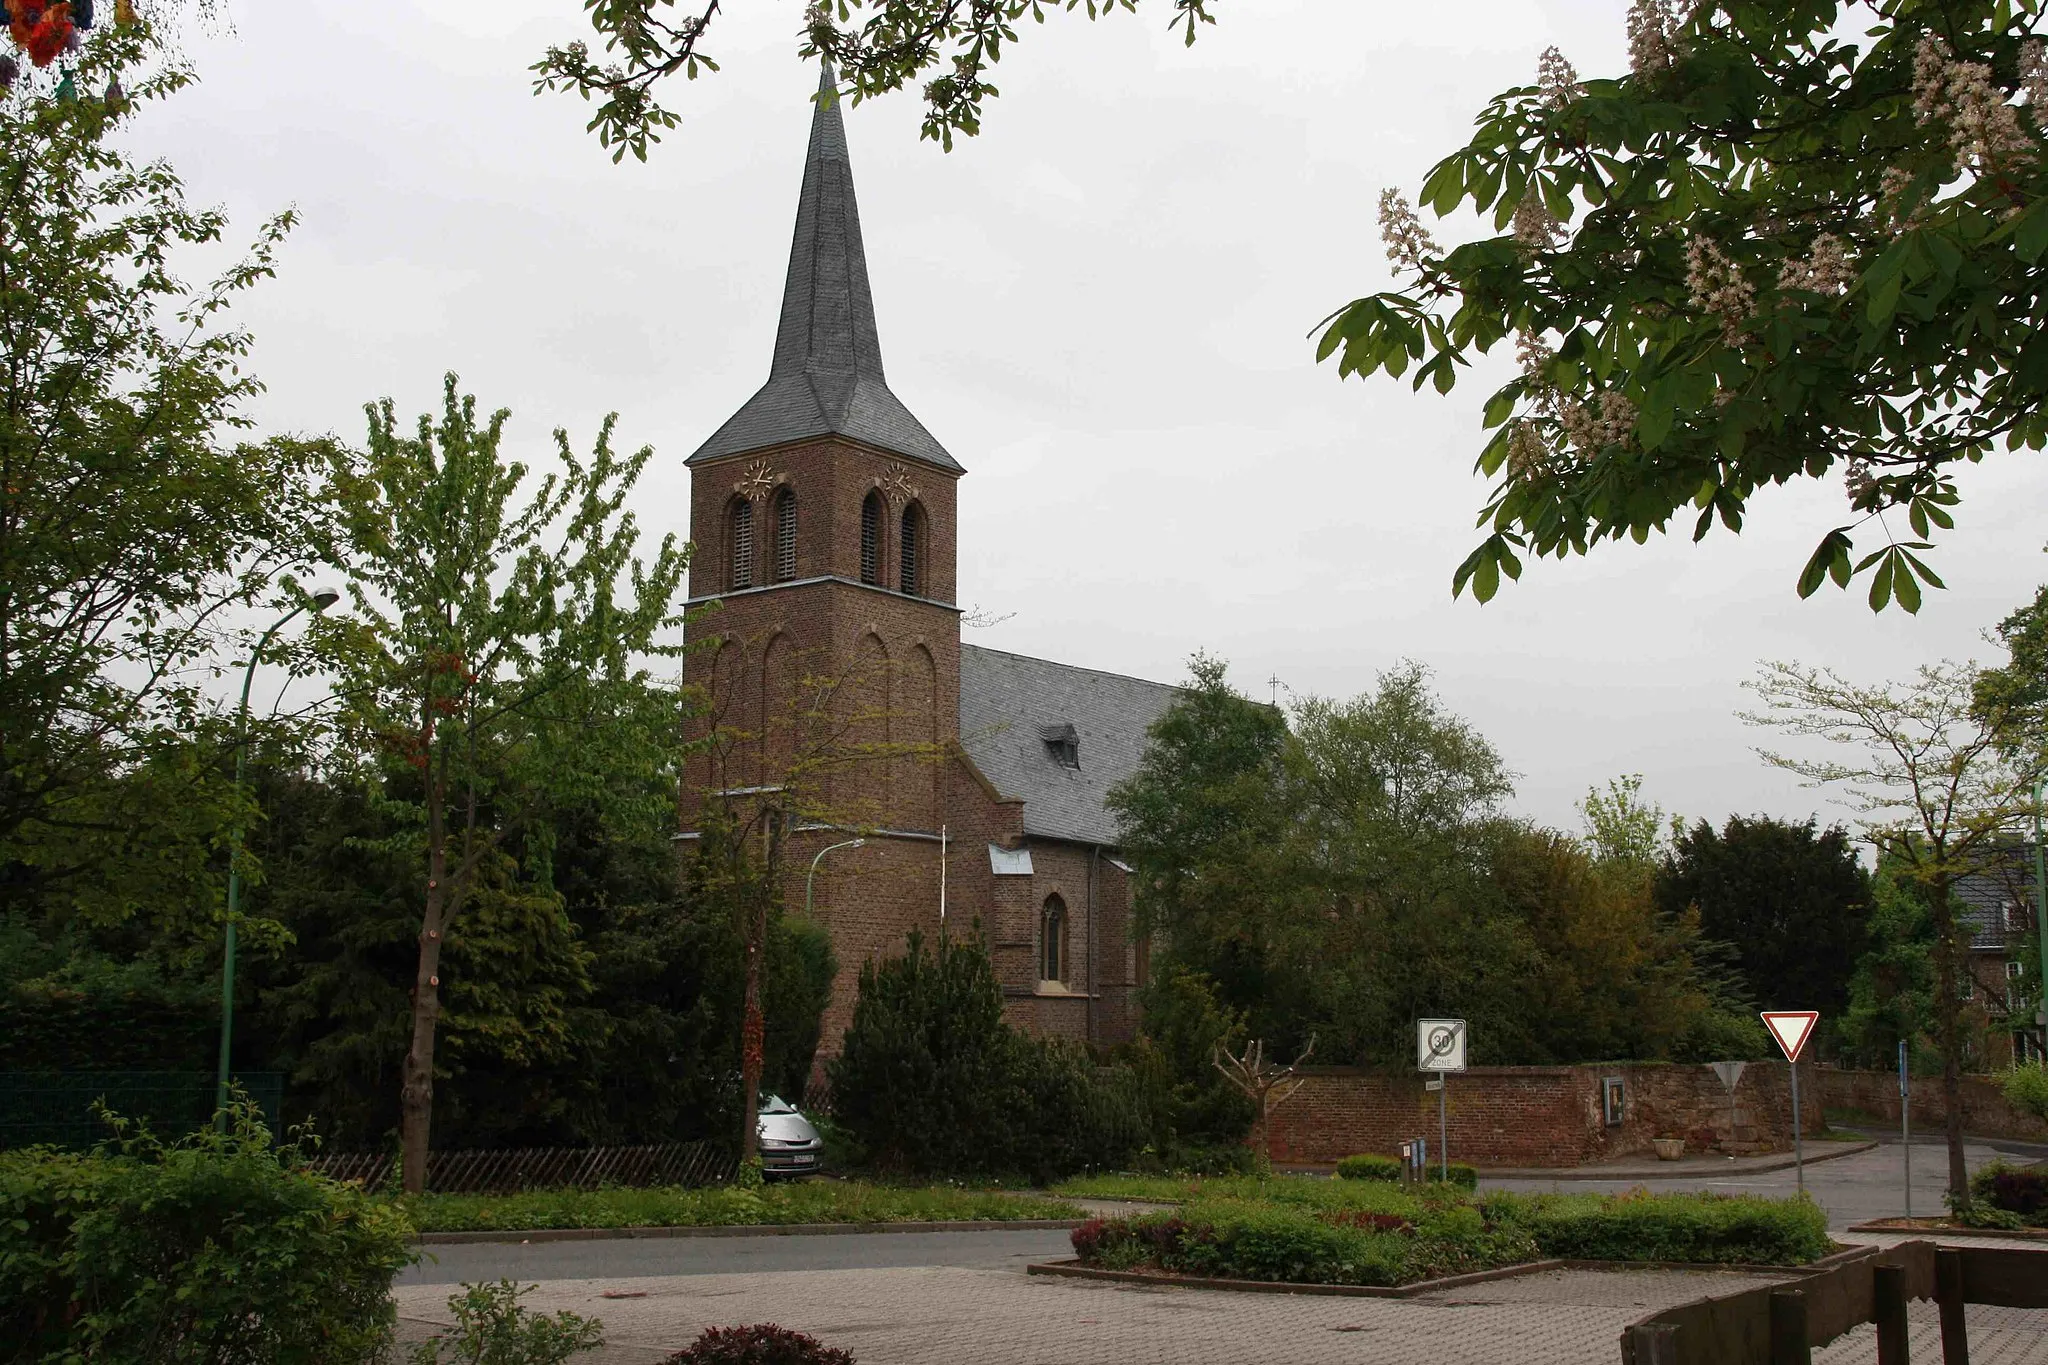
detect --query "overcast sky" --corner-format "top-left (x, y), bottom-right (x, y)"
top-left (145, 1), bottom-right (2045, 836)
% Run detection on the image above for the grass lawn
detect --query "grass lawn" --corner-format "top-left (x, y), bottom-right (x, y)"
top-left (1055, 1172), bottom-right (1833, 1287)
top-left (400, 1180), bottom-right (1085, 1233)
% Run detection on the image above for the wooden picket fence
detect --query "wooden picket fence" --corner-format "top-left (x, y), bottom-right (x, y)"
top-left (1620, 1239), bottom-right (2048, 1365)
top-left (303, 1140), bottom-right (737, 1194)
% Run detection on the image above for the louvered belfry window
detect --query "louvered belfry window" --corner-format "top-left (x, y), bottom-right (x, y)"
top-left (859, 492), bottom-right (880, 586)
top-left (729, 499), bottom-right (754, 590)
top-left (773, 487), bottom-right (798, 582)
top-left (899, 503), bottom-right (922, 597)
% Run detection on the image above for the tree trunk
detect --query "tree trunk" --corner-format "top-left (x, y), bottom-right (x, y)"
top-left (740, 879), bottom-right (765, 1168)
top-left (400, 757), bottom-right (449, 1196)
top-left (1929, 875), bottom-right (1970, 1211)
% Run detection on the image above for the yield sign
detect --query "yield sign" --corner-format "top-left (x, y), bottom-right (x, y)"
top-left (1761, 1011), bottom-right (1820, 1063)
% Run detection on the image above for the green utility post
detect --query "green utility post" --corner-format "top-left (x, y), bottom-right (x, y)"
top-left (216, 590), bottom-right (336, 1129)
top-left (2034, 779), bottom-right (2047, 1058)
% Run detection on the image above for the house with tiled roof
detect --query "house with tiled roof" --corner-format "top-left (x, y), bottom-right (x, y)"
top-left (1954, 846), bottom-right (2045, 1067)
top-left (676, 69), bottom-right (1176, 1049)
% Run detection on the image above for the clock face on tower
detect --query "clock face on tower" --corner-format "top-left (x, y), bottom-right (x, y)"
top-left (735, 459), bottom-right (779, 501)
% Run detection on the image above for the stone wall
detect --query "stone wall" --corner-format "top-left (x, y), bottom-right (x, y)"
top-left (1817, 1067), bottom-right (2048, 1143)
top-left (1263, 1062), bottom-right (1825, 1169)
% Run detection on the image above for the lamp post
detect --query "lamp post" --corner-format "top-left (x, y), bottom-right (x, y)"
top-left (2034, 778), bottom-right (2047, 1057)
top-left (216, 588), bottom-right (339, 1128)
top-left (805, 837), bottom-right (866, 919)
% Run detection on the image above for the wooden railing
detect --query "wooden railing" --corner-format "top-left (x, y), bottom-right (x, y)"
top-left (1620, 1240), bottom-right (2048, 1365)
top-left (303, 1140), bottom-right (737, 1194)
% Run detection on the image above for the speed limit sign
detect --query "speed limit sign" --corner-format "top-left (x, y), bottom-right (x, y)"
top-left (1417, 1018), bottom-right (1467, 1073)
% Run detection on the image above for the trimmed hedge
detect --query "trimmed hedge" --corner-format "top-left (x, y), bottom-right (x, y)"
top-left (1491, 1190), bottom-right (1832, 1265)
top-left (1967, 1162), bottom-right (2048, 1228)
top-left (1069, 1187), bottom-right (1830, 1287)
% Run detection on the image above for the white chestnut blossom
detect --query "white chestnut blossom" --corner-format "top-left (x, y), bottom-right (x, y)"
top-left (1627, 0), bottom-right (1688, 78)
top-left (1512, 193), bottom-right (1565, 253)
top-left (1685, 235), bottom-right (1755, 344)
top-left (1776, 233), bottom-right (1857, 295)
top-left (1378, 188), bottom-right (1439, 276)
top-left (1912, 33), bottom-right (2033, 171)
top-left (1537, 46), bottom-right (1580, 110)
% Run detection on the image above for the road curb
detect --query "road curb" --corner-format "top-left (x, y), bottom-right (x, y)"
top-left (1482, 1141), bottom-right (1878, 1181)
top-left (1845, 1219), bottom-right (2048, 1243)
top-left (414, 1217), bottom-right (1086, 1246)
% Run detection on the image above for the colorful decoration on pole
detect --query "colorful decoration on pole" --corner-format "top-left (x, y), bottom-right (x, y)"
top-left (0, 0), bottom-right (132, 97)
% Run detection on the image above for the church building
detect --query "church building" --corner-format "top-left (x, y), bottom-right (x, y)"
top-left (677, 70), bottom-right (1176, 1050)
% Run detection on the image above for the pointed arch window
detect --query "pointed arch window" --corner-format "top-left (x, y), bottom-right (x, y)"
top-left (729, 498), bottom-right (754, 590)
top-left (900, 501), bottom-right (925, 597)
top-left (859, 491), bottom-right (881, 586)
top-left (773, 486), bottom-right (798, 582)
top-left (1040, 894), bottom-right (1067, 985)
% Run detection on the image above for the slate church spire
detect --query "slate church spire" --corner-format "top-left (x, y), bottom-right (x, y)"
top-left (690, 65), bottom-right (960, 472)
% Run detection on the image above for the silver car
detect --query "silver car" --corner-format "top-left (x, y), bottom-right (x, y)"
top-left (756, 1093), bottom-right (824, 1179)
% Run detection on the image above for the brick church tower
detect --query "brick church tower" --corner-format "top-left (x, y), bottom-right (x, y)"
top-left (681, 67), bottom-right (1173, 1055)
top-left (678, 67), bottom-right (969, 998)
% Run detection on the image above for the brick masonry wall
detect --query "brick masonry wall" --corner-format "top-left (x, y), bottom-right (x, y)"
top-left (1264, 1062), bottom-right (1826, 1169)
top-left (1817, 1067), bottom-right (2048, 1143)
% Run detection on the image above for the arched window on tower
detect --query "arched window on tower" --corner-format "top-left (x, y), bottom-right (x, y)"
top-left (859, 491), bottom-right (881, 586)
top-left (729, 498), bottom-right (754, 590)
top-left (1040, 894), bottom-right (1067, 985)
top-left (773, 486), bottom-right (798, 582)
top-left (900, 501), bottom-right (925, 597)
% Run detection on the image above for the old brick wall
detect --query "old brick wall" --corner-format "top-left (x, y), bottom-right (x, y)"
top-left (1264, 1062), bottom-right (1826, 1168)
top-left (1818, 1067), bottom-right (2048, 1143)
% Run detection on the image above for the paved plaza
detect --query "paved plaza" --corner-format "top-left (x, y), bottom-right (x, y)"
top-left (393, 1258), bottom-right (2048, 1365)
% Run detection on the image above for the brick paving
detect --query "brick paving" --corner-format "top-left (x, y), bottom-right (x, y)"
top-left (394, 1265), bottom-right (1806, 1365)
top-left (1813, 1302), bottom-right (2048, 1365)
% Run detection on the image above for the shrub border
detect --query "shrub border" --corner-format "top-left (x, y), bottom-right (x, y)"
top-left (416, 1217), bottom-right (1086, 1245)
top-left (1025, 1243), bottom-right (1870, 1298)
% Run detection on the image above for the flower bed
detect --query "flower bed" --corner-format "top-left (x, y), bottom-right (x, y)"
top-left (402, 1181), bottom-right (1082, 1233)
top-left (1064, 1184), bottom-right (1831, 1288)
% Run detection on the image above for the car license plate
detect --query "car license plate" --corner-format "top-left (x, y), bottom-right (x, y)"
top-left (792, 1154), bottom-right (815, 1164)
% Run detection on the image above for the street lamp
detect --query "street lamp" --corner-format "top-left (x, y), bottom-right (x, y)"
top-left (805, 837), bottom-right (867, 919)
top-left (216, 587), bottom-right (339, 1128)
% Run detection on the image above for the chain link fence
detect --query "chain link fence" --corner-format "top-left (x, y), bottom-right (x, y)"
top-left (0, 1071), bottom-right (284, 1149)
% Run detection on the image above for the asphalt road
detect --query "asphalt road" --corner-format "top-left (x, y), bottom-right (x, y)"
top-left (1484, 1132), bottom-right (2034, 1232)
top-left (399, 1226), bottom-right (1076, 1286)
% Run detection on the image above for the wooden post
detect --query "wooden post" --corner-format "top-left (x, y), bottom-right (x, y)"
top-left (1874, 1263), bottom-right (1911, 1365)
top-left (1770, 1289), bottom-right (1812, 1365)
top-left (1935, 1248), bottom-right (1969, 1365)
top-left (1628, 1322), bottom-right (1678, 1365)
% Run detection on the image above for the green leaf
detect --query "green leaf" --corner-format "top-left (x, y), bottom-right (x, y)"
top-left (1867, 553), bottom-right (1894, 612)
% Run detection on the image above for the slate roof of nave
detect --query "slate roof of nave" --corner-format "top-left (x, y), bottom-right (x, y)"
top-left (958, 644), bottom-right (1179, 847)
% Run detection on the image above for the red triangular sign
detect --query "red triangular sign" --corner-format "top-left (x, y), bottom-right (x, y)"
top-left (1761, 1011), bottom-right (1820, 1063)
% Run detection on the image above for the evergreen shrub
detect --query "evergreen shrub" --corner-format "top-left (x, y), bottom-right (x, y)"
top-left (1496, 1189), bottom-right (1832, 1264)
top-left (1335, 1153), bottom-right (1401, 1181)
top-left (826, 930), bottom-right (1142, 1179)
top-left (0, 1104), bottom-right (415, 1363)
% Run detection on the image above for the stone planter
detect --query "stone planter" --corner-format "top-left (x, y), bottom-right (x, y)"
top-left (1651, 1137), bottom-right (1685, 1161)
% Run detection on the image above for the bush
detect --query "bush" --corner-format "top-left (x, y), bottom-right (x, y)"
top-left (1436, 1163), bottom-right (1479, 1190)
top-left (1335, 1154), bottom-right (1401, 1181)
top-left (2006, 1063), bottom-right (2048, 1123)
top-left (0, 1105), bottom-right (415, 1363)
top-left (409, 1280), bottom-right (605, 1365)
top-left (826, 930), bottom-right (1142, 1179)
top-left (1067, 1186), bottom-right (1829, 1286)
top-left (1498, 1189), bottom-right (1831, 1265)
top-left (664, 1324), bottom-right (855, 1365)
top-left (1969, 1162), bottom-right (2048, 1226)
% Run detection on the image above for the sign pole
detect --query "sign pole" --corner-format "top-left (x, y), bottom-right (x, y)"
top-left (1899, 1040), bottom-right (1911, 1220)
top-left (1438, 1076), bottom-right (1448, 1182)
top-left (1790, 1059), bottom-right (1803, 1193)
top-left (1761, 1011), bottom-right (1819, 1196)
